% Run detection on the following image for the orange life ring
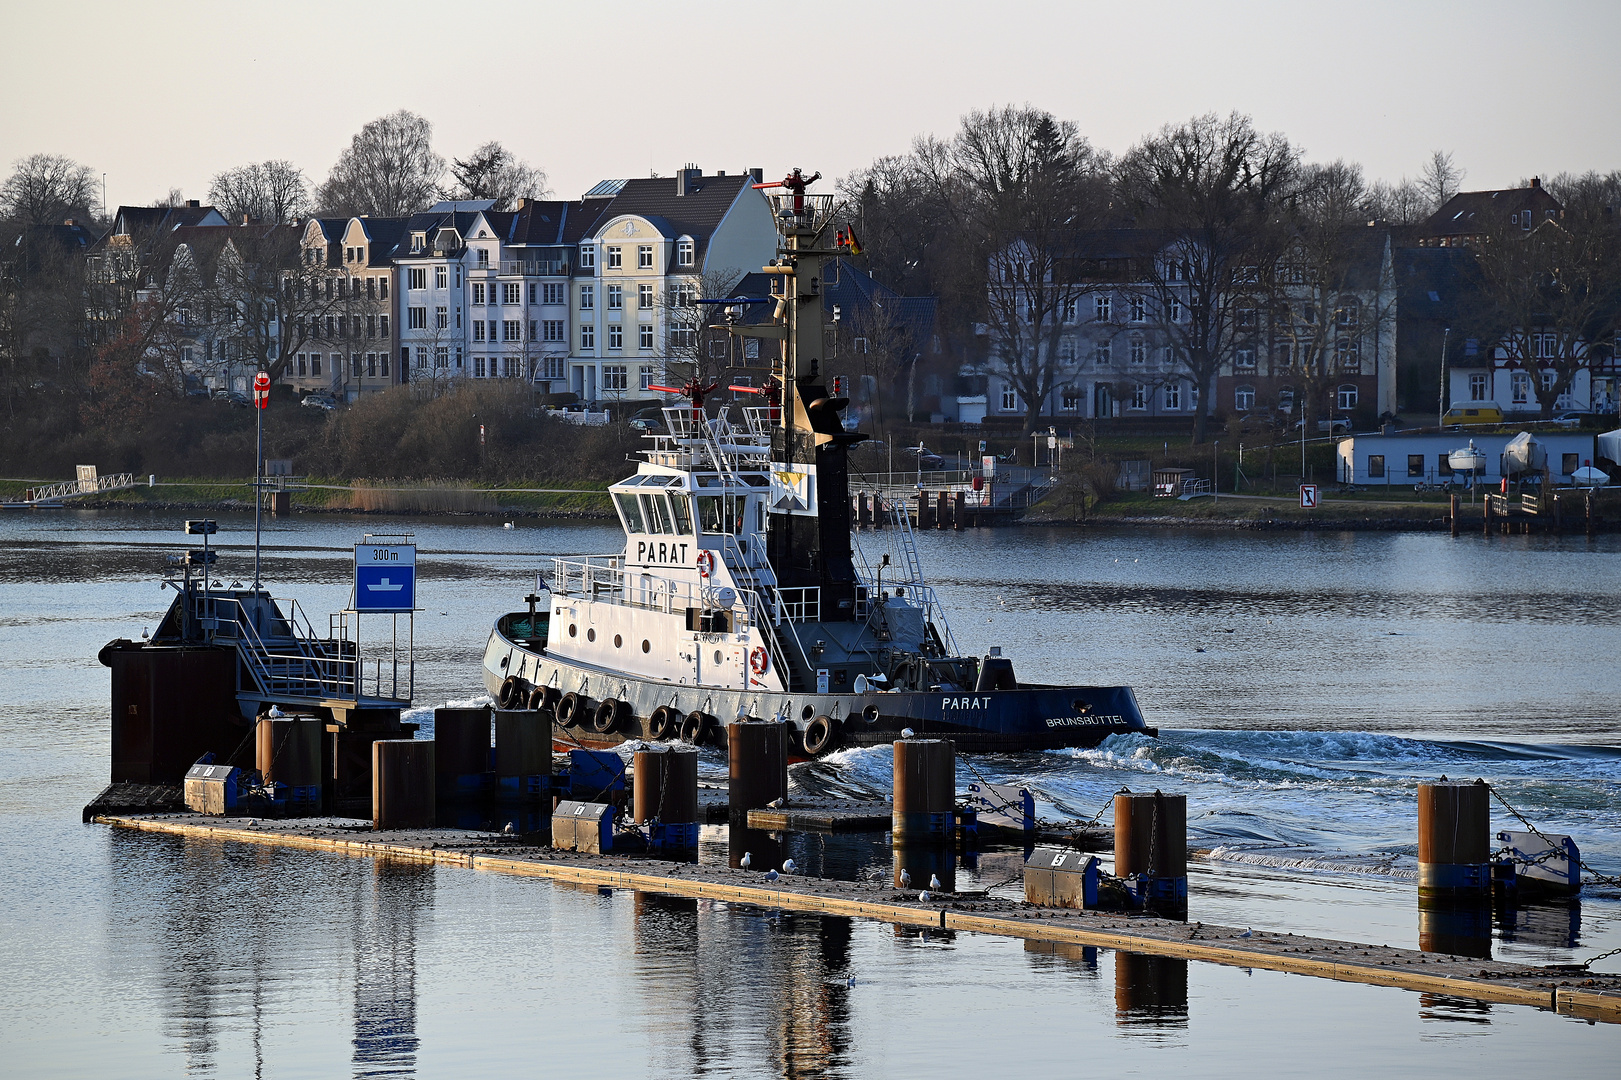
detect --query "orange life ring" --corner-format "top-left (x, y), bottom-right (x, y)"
top-left (697, 549), bottom-right (716, 577)
top-left (749, 646), bottom-right (770, 675)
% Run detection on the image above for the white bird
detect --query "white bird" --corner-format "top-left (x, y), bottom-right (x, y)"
top-left (901, 727), bottom-right (915, 739)
top-left (929, 873), bottom-right (942, 890)
top-left (503, 522), bottom-right (515, 529)
top-left (767, 796), bottom-right (785, 809)
top-left (503, 821), bottom-right (515, 835)
top-left (740, 851), bottom-right (752, 870)
top-left (919, 890), bottom-right (932, 901)
top-left (899, 869), bottom-right (912, 888)
top-left (782, 858), bottom-right (798, 874)
top-left (765, 869), bottom-right (779, 882)
top-left (845, 976), bottom-right (855, 988)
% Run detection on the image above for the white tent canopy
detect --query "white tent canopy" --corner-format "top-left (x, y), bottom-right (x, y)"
top-left (1596, 428), bottom-right (1621, 466)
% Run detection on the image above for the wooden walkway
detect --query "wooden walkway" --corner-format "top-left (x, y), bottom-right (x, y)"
top-left (95, 812), bottom-right (1621, 1023)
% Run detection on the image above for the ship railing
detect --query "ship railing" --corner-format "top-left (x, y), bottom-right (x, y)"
top-left (551, 554), bottom-right (732, 622)
top-left (764, 192), bottom-right (837, 233)
top-left (202, 593), bottom-right (365, 701)
top-left (777, 586), bottom-right (821, 622)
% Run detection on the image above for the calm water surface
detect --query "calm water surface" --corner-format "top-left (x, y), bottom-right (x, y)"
top-left (1, 510), bottom-right (1618, 1077)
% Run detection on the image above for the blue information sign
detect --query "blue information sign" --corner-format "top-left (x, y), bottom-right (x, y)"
top-left (354, 544), bottom-right (416, 612)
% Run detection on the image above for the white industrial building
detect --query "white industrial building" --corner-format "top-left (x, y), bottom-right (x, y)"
top-left (1335, 430), bottom-right (1606, 486)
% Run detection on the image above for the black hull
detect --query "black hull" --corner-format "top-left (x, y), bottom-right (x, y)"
top-left (484, 627), bottom-right (1153, 757)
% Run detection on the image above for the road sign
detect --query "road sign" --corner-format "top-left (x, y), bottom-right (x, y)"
top-left (1299, 484), bottom-right (1319, 509)
top-left (254, 371), bottom-right (270, 410)
top-left (354, 543), bottom-right (416, 612)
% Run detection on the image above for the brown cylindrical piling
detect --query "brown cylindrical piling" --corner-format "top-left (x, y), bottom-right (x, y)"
top-left (1115, 953), bottom-right (1189, 1025)
top-left (635, 745), bottom-right (699, 823)
top-left (372, 739), bottom-right (435, 829)
top-left (1483, 495), bottom-right (1493, 536)
top-left (936, 490), bottom-right (949, 529)
top-left (1114, 791), bottom-right (1188, 879)
top-left (433, 706), bottom-right (490, 792)
top-left (892, 738), bottom-right (955, 843)
top-left (1450, 493), bottom-right (1460, 537)
top-left (256, 716), bottom-right (323, 788)
top-left (953, 491), bottom-right (966, 530)
top-left (1417, 780), bottom-right (1490, 895)
top-left (728, 720), bottom-right (787, 821)
top-left (493, 709), bottom-right (551, 781)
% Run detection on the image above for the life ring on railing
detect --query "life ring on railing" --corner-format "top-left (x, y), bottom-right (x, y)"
top-left (696, 549), bottom-right (716, 578)
top-left (749, 646), bottom-right (770, 676)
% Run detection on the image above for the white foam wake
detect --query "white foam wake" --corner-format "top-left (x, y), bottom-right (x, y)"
top-left (1204, 845), bottom-right (1418, 880)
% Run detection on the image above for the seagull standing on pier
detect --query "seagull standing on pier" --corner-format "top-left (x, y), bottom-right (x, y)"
top-left (740, 852), bottom-right (752, 870)
top-left (765, 869), bottom-right (779, 882)
top-left (899, 869), bottom-right (911, 888)
top-left (782, 859), bottom-right (798, 875)
top-left (929, 873), bottom-right (941, 891)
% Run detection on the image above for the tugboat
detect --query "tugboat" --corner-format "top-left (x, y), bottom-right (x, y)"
top-left (481, 170), bottom-right (1153, 756)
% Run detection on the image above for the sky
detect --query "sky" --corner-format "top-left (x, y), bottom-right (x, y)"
top-left (4, 0), bottom-right (1619, 212)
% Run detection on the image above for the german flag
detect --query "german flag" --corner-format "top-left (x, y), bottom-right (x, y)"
top-left (840, 226), bottom-right (863, 255)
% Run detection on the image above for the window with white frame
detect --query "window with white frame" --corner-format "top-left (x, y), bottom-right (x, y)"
top-left (603, 364), bottom-right (628, 391)
top-left (580, 325), bottom-right (595, 350)
top-left (1061, 386), bottom-right (1083, 411)
top-left (408, 307), bottom-right (426, 329)
top-left (1541, 369), bottom-right (1557, 392)
top-left (1235, 347), bottom-right (1255, 369)
top-left (473, 320), bottom-right (486, 342)
top-left (1337, 383), bottom-right (1358, 410)
top-left (503, 320), bottom-right (521, 342)
top-left (472, 282), bottom-right (486, 305)
top-left (1336, 338), bottom-right (1360, 370)
top-left (408, 268), bottom-right (425, 290)
top-left (675, 283), bottom-right (696, 306)
top-left (1469, 373), bottom-right (1488, 400)
top-left (670, 327), bottom-right (696, 349)
top-left (503, 282), bottom-right (521, 305)
top-left (476, 249), bottom-right (489, 267)
top-left (1511, 371), bottom-right (1530, 403)
top-left (1168, 297), bottom-right (1181, 322)
top-left (580, 285), bottom-right (594, 310)
top-left (1131, 337), bottom-right (1147, 365)
top-left (436, 306), bottom-right (448, 329)
top-left (543, 320), bottom-right (564, 342)
top-left (640, 367), bottom-right (655, 392)
top-left (638, 245), bottom-right (653, 269)
top-left (1278, 385), bottom-right (1294, 411)
top-left (1058, 338), bottom-right (1076, 365)
top-left (639, 324), bottom-right (653, 350)
top-left (1235, 384), bottom-right (1255, 411)
top-left (677, 239), bottom-right (694, 266)
top-left (528, 282), bottom-right (536, 303)
top-left (414, 347), bottom-right (426, 369)
top-left (435, 266), bottom-right (447, 289)
top-left (608, 325), bottom-right (622, 350)
top-left (544, 356), bottom-right (565, 380)
top-left (607, 284), bottom-right (622, 309)
top-left (434, 346), bottom-right (448, 368)
top-left (1094, 340), bottom-right (1112, 366)
top-left (852, 337), bottom-right (869, 354)
top-left (606, 246), bottom-right (621, 269)
top-left (1000, 384), bottom-right (1019, 411)
top-left (1063, 298), bottom-right (1077, 323)
top-left (1130, 383), bottom-right (1148, 410)
top-left (1096, 295), bottom-right (1111, 321)
top-left (708, 339), bottom-right (727, 359)
top-left (528, 320), bottom-right (537, 341)
top-left (638, 283), bottom-right (653, 308)
top-left (579, 245), bottom-right (594, 268)
top-left (1130, 295), bottom-right (1145, 321)
top-left (474, 357), bottom-right (486, 377)
top-left (542, 282), bottom-right (564, 305)
top-left (1164, 382), bottom-right (1181, 410)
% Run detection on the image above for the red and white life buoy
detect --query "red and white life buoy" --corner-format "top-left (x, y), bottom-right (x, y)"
top-left (696, 549), bottom-right (716, 578)
top-left (749, 646), bottom-right (770, 676)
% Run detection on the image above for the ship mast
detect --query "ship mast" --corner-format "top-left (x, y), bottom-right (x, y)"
top-left (746, 169), bottom-right (864, 618)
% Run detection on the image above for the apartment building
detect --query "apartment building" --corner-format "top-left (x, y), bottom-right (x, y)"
top-left (285, 215), bottom-right (407, 400)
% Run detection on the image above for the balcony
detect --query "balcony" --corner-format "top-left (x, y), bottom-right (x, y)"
top-left (502, 260), bottom-right (569, 277)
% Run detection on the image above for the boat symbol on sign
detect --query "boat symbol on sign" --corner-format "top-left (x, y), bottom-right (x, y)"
top-left (367, 578), bottom-right (404, 592)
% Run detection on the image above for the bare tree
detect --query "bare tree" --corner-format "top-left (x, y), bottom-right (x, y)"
top-left (154, 188), bottom-right (187, 208)
top-left (1471, 206), bottom-right (1621, 419)
top-left (1116, 111), bottom-right (1303, 443)
top-left (208, 161), bottom-right (311, 224)
top-left (915, 105), bottom-right (1107, 432)
top-left (1262, 161), bottom-right (1394, 426)
top-left (1367, 177), bottom-right (1429, 225)
top-left (446, 142), bottom-right (550, 210)
top-left (317, 110), bottom-right (445, 217)
top-left (657, 268), bottom-right (748, 389)
top-left (1417, 150), bottom-right (1466, 212)
top-left (1, 153), bottom-right (98, 225)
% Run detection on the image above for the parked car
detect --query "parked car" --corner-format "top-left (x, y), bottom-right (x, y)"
top-left (1441, 401), bottom-right (1505, 427)
top-left (628, 406), bottom-right (667, 434)
top-left (1294, 416), bottom-right (1351, 433)
top-left (1551, 412), bottom-right (1583, 428)
top-left (900, 445), bottom-right (945, 470)
top-left (301, 393), bottom-right (337, 410)
top-left (215, 390), bottom-right (251, 408)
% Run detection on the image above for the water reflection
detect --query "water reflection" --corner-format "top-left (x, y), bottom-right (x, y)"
top-left (352, 859), bottom-right (431, 1077)
top-left (1495, 899), bottom-right (1581, 949)
top-left (1114, 952), bottom-right (1189, 1032)
top-left (628, 890), bottom-right (853, 1078)
top-left (1418, 900), bottom-right (1493, 959)
top-left (892, 845), bottom-right (956, 892)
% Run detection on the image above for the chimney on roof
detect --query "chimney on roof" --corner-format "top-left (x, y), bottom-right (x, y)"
top-left (1530, 177), bottom-right (1541, 188)
top-left (187, 199), bottom-right (200, 208)
top-left (676, 164), bottom-right (700, 197)
top-left (242, 214), bottom-right (251, 225)
top-left (749, 167), bottom-right (763, 184)
top-left (63, 218), bottom-right (76, 227)
top-left (516, 197), bottom-right (529, 211)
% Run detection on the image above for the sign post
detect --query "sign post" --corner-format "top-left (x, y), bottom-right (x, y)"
top-left (1299, 484), bottom-right (1319, 510)
top-left (353, 537), bottom-right (418, 701)
top-left (253, 370), bottom-right (269, 588)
